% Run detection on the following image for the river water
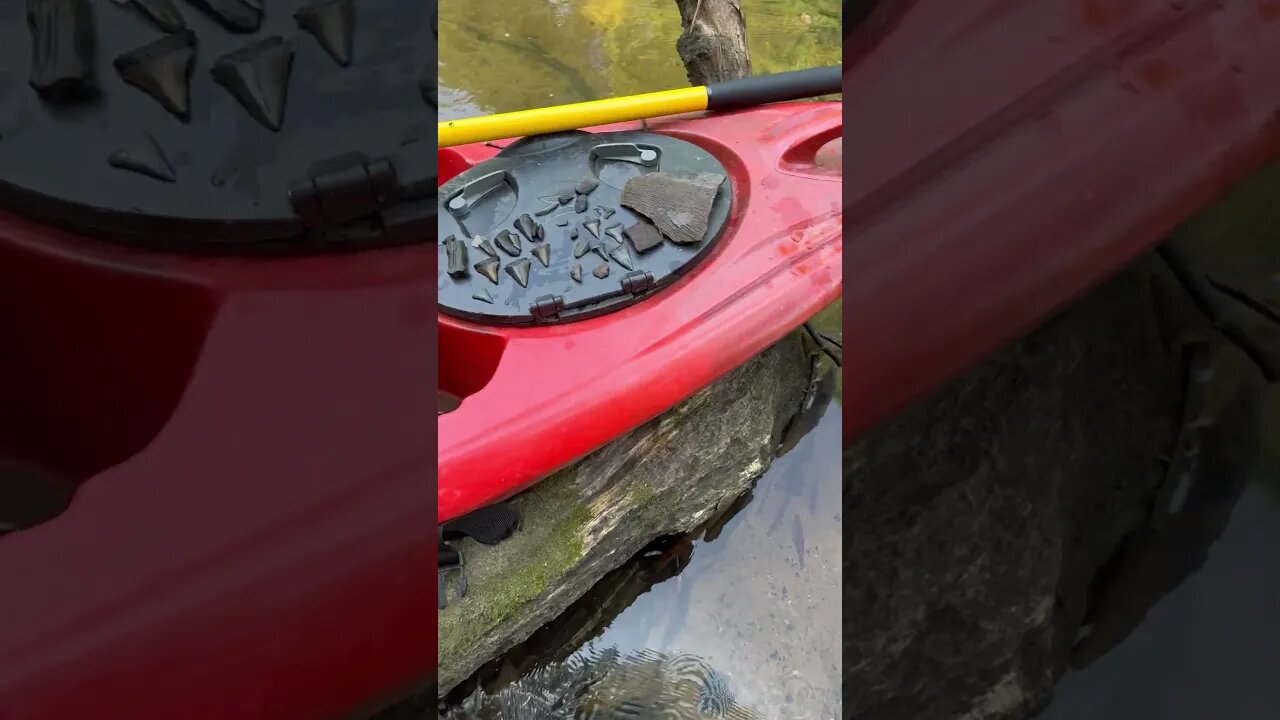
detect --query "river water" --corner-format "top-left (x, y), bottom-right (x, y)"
top-left (438, 0), bottom-right (842, 119)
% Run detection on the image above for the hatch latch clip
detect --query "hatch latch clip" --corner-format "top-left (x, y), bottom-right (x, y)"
top-left (289, 153), bottom-right (431, 244)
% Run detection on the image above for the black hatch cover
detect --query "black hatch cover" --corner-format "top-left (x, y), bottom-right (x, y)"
top-left (437, 131), bottom-right (732, 326)
top-left (0, 0), bottom-right (435, 254)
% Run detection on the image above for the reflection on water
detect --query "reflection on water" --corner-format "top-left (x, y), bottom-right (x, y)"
top-left (1037, 387), bottom-right (1280, 720)
top-left (1039, 486), bottom-right (1280, 720)
top-left (438, 0), bottom-right (843, 119)
top-left (445, 647), bottom-right (759, 719)
top-left (446, 368), bottom-right (842, 718)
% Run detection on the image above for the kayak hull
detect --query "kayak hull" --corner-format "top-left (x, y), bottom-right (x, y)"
top-left (0, 219), bottom-right (433, 718)
top-left (437, 102), bottom-right (843, 524)
top-left (844, 0), bottom-right (1280, 438)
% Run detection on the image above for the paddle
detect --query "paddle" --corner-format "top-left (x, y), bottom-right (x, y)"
top-left (437, 65), bottom-right (841, 148)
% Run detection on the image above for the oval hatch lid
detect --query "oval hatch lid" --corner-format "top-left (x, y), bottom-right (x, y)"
top-left (0, 0), bottom-right (435, 253)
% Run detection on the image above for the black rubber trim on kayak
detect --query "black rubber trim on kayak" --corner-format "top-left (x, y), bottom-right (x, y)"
top-left (441, 503), bottom-right (522, 547)
top-left (438, 503), bottom-right (521, 609)
top-left (704, 66), bottom-right (841, 112)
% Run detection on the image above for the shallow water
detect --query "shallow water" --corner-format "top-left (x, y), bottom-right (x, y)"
top-left (1036, 482), bottom-right (1280, 719)
top-left (438, 0), bottom-right (843, 119)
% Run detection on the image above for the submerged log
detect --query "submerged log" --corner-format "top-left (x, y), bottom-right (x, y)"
top-left (436, 332), bottom-right (813, 696)
top-left (673, 0), bottom-right (751, 85)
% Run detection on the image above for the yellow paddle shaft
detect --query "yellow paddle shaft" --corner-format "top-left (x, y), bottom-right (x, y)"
top-left (437, 86), bottom-right (708, 148)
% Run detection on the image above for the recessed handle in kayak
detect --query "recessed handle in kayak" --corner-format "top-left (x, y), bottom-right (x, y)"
top-left (437, 66), bottom-right (841, 148)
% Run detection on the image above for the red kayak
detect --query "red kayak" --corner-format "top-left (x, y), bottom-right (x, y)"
top-left (0, 1), bottom-right (434, 718)
top-left (843, 0), bottom-right (1280, 437)
top-left (437, 102), bottom-right (843, 524)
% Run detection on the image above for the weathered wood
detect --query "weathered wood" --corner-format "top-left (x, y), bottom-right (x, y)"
top-left (673, 0), bottom-right (751, 85)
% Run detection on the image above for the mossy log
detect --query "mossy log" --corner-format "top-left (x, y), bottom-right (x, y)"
top-left (438, 332), bottom-right (813, 696)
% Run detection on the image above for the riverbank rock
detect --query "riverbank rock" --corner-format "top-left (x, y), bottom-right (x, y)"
top-left (844, 163), bottom-right (1280, 719)
top-left (438, 332), bottom-right (811, 696)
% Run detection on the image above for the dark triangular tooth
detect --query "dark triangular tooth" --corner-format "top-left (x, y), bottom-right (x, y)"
top-left (211, 37), bottom-right (294, 131)
top-left (114, 30), bottom-right (196, 119)
top-left (570, 263), bottom-right (583, 283)
top-left (506, 258), bottom-right (531, 288)
top-left (576, 178), bottom-right (599, 195)
top-left (573, 238), bottom-right (591, 259)
top-left (592, 262), bottom-right (610, 279)
top-left (532, 244), bottom-right (551, 267)
top-left (609, 244), bottom-right (634, 271)
top-left (475, 238), bottom-right (499, 259)
top-left (534, 201), bottom-right (558, 216)
top-left (602, 207), bottom-right (616, 219)
top-left (27, 0), bottom-right (96, 102)
top-left (605, 225), bottom-right (624, 243)
top-left (293, 0), bottom-right (355, 67)
top-left (592, 243), bottom-right (610, 262)
top-left (474, 257), bottom-right (500, 284)
top-left (445, 237), bottom-right (470, 277)
top-left (574, 194), bottom-right (588, 213)
top-left (584, 220), bottom-right (601, 239)
top-left (515, 214), bottom-right (539, 241)
top-left (472, 288), bottom-right (494, 304)
top-left (495, 230), bottom-right (520, 257)
top-left (127, 0), bottom-right (187, 33)
top-left (186, 0), bottom-right (263, 33)
top-left (107, 134), bottom-right (177, 183)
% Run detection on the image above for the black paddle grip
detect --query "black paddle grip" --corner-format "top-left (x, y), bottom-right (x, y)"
top-left (705, 66), bottom-right (841, 111)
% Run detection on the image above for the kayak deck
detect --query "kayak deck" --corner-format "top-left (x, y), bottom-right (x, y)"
top-left (0, 219), bottom-right (433, 718)
top-left (438, 102), bottom-right (843, 524)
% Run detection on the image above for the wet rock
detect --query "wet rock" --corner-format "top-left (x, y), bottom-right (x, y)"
top-left (625, 221), bottom-right (664, 254)
top-left (438, 334), bottom-right (811, 696)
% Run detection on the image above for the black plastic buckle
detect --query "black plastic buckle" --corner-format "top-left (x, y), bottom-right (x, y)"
top-left (288, 154), bottom-right (402, 242)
